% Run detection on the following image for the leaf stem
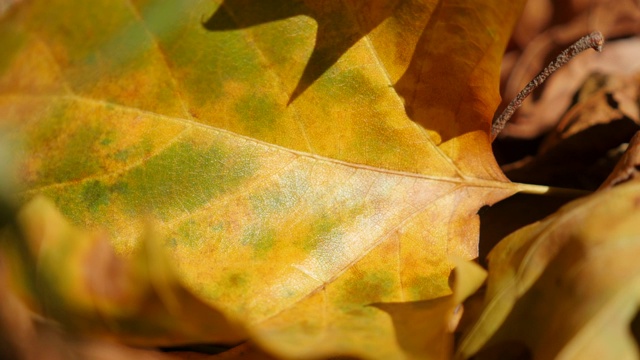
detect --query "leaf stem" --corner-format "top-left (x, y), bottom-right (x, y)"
top-left (513, 182), bottom-right (592, 198)
top-left (491, 31), bottom-right (605, 141)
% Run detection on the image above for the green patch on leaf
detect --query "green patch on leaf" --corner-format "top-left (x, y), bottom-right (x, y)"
top-left (81, 180), bottom-right (110, 212)
top-left (241, 225), bottom-right (276, 258)
top-left (315, 67), bottom-right (382, 103)
top-left (301, 215), bottom-right (342, 252)
top-left (41, 121), bottom-right (103, 185)
top-left (117, 139), bottom-right (256, 219)
top-left (176, 220), bottom-right (206, 247)
top-left (407, 274), bottom-right (450, 300)
top-left (338, 270), bottom-right (397, 305)
top-left (235, 92), bottom-right (280, 133)
top-left (165, 25), bottom-right (266, 107)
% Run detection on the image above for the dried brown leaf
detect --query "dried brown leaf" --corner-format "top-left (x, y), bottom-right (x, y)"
top-left (457, 179), bottom-right (640, 359)
top-left (600, 131), bottom-right (640, 189)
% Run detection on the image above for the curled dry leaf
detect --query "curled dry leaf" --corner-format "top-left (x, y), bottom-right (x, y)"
top-left (0, 0), bottom-right (527, 358)
top-left (499, 0), bottom-right (640, 139)
top-left (504, 71), bottom-right (640, 190)
top-left (457, 179), bottom-right (640, 360)
top-left (501, 37), bottom-right (640, 140)
top-left (599, 131), bottom-right (640, 189)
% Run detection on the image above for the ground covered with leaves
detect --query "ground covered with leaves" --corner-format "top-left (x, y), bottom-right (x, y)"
top-left (1, 0), bottom-right (640, 359)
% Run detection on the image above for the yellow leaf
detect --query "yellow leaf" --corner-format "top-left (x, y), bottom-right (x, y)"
top-left (0, 0), bottom-right (526, 358)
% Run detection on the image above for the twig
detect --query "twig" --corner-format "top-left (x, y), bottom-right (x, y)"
top-left (491, 31), bottom-right (605, 141)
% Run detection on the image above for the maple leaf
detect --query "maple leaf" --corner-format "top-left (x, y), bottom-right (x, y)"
top-left (457, 179), bottom-right (640, 360)
top-left (0, 0), bottom-right (536, 358)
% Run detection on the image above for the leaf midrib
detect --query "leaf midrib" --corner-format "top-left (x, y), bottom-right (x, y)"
top-left (12, 93), bottom-right (518, 196)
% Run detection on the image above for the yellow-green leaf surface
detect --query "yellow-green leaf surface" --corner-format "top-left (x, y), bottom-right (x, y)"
top-left (457, 180), bottom-right (640, 360)
top-left (0, 0), bottom-right (525, 358)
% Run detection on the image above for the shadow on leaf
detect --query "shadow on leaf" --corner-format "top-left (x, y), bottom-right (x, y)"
top-left (372, 296), bottom-right (454, 359)
top-left (202, 0), bottom-right (402, 103)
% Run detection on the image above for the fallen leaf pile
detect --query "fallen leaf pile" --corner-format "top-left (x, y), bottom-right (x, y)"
top-left (494, 0), bottom-right (640, 190)
top-left (2, 1), bottom-right (640, 359)
top-left (470, 1), bottom-right (640, 358)
top-left (498, 0), bottom-right (640, 140)
top-left (501, 68), bottom-right (640, 190)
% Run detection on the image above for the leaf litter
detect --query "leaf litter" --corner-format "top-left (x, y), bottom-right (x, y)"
top-left (467, 1), bottom-right (640, 359)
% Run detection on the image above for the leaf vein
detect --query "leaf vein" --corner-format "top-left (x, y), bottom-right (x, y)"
top-left (5, 93), bottom-right (517, 190)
